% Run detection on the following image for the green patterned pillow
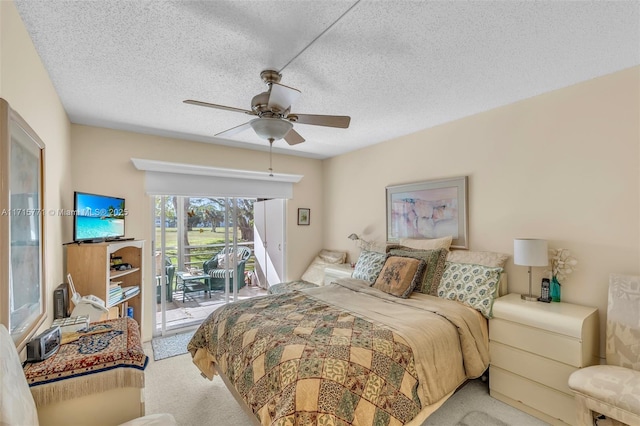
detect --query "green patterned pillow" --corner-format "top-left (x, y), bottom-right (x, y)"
top-left (437, 262), bottom-right (503, 318)
top-left (352, 250), bottom-right (388, 284)
top-left (389, 248), bottom-right (447, 295)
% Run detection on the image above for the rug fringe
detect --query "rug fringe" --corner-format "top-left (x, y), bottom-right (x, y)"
top-left (31, 368), bottom-right (144, 406)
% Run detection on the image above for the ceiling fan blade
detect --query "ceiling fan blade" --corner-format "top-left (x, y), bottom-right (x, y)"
top-left (268, 83), bottom-right (301, 113)
top-left (284, 128), bottom-right (305, 145)
top-left (289, 113), bottom-right (351, 129)
top-left (215, 121), bottom-right (253, 138)
top-left (184, 99), bottom-right (255, 115)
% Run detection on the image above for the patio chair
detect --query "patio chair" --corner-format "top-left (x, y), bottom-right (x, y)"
top-left (203, 246), bottom-right (252, 292)
top-left (155, 254), bottom-right (175, 303)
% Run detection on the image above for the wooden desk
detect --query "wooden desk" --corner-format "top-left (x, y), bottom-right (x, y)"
top-left (24, 317), bottom-right (147, 426)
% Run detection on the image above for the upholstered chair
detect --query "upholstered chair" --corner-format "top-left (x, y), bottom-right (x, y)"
top-left (0, 324), bottom-right (176, 426)
top-left (568, 273), bottom-right (640, 426)
top-left (203, 246), bottom-right (252, 291)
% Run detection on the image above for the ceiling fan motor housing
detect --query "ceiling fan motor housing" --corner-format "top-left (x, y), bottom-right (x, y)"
top-left (251, 91), bottom-right (270, 115)
top-left (252, 92), bottom-right (291, 117)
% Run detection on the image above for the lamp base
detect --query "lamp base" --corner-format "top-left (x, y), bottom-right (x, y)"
top-left (521, 294), bottom-right (538, 302)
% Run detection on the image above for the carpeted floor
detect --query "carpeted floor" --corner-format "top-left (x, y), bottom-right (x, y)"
top-left (150, 330), bottom-right (195, 360)
top-left (456, 410), bottom-right (509, 426)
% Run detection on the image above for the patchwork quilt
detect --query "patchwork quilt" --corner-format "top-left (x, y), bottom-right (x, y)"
top-left (267, 280), bottom-right (319, 295)
top-left (188, 279), bottom-right (489, 426)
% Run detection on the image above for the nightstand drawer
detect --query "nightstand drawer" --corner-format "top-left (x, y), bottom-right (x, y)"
top-left (490, 318), bottom-right (583, 366)
top-left (490, 366), bottom-right (575, 425)
top-left (490, 341), bottom-right (576, 395)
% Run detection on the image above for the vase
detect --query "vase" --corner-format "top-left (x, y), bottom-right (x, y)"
top-left (550, 276), bottom-right (561, 302)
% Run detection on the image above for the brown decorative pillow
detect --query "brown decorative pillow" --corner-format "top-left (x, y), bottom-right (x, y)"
top-left (373, 256), bottom-right (425, 298)
top-left (389, 247), bottom-right (448, 295)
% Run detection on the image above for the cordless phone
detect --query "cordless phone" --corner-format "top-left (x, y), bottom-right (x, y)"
top-left (538, 278), bottom-right (551, 303)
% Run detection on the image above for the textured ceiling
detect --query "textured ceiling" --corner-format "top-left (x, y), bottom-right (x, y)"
top-left (14, 1), bottom-right (640, 159)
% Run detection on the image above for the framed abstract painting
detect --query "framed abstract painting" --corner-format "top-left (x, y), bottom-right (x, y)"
top-left (386, 176), bottom-right (468, 249)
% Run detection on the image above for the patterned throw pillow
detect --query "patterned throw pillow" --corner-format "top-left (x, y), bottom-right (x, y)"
top-left (437, 262), bottom-right (503, 318)
top-left (389, 248), bottom-right (448, 295)
top-left (352, 250), bottom-right (388, 284)
top-left (373, 256), bottom-right (425, 298)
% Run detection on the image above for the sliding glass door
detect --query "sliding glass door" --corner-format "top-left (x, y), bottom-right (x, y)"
top-left (153, 195), bottom-right (266, 336)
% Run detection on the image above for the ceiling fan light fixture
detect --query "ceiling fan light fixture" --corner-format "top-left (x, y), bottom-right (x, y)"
top-left (250, 117), bottom-right (292, 141)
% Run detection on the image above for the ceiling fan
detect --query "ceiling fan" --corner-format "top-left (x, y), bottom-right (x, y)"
top-left (183, 69), bottom-right (350, 146)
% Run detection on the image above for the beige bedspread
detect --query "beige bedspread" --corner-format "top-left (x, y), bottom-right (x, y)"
top-left (188, 278), bottom-right (489, 425)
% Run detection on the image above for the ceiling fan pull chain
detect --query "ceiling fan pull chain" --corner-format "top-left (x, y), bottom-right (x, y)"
top-left (268, 138), bottom-right (274, 177)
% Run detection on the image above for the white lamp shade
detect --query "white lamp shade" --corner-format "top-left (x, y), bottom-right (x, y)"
top-left (250, 117), bottom-right (293, 141)
top-left (514, 238), bottom-right (548, 267)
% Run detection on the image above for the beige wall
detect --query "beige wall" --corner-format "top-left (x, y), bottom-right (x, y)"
top-left (70, 125), bottom-right (324, 340)
top-left (323, 67), bottom-right (640, 358)
top-left (0, 1), bottom-right (72, 336)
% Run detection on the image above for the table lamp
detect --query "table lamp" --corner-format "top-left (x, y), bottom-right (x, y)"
top-left (348, 233), bottom-right (372, 251)
top-left (514, 238), bottom-right (548, 301)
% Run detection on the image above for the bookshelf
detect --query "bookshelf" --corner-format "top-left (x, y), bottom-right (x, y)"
top-left (66, 240), bottom-right (144, 332)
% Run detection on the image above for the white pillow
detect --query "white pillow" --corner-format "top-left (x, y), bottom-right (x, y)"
top-left (446, 250), bottom-right (509, 268)
top-left (398, 236), bottom-right (453, 251)
top-left (300, 250), bottom-right (348, 285)
top-left (301, 256), bottom-right (330, 285)
top-left (318, 249), bottom-right (347, 264)
top-left (216, 253), bottom-right (236, 268)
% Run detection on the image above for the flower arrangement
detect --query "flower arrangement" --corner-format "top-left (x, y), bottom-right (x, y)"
top-left (549, 248), bottom-right (578, 283)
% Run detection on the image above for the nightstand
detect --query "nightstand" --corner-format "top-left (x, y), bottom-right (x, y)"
top-left (323, 264), bottom-right (353, 285)
top-left (489, 293), bottom-right (599, 426)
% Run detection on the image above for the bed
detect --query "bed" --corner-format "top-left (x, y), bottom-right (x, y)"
top-left (188, 244), bottom-right (509, 426)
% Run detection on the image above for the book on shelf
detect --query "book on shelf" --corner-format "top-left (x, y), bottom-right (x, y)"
top-left (121, 285), bottom-right (140, 297)
top-left (108, 285), bottom-right (123, 306)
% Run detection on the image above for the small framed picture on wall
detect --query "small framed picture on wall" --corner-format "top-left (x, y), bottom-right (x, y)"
top-left (297, 208), bottom-right (310, 225)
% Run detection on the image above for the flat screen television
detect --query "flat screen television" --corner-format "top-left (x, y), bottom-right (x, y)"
top-left (73, 191), bottom-right (126, 242)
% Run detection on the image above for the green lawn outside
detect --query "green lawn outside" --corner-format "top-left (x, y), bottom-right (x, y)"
top-left (155, 227), bottom-right (254, 271)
